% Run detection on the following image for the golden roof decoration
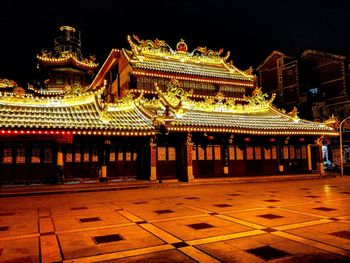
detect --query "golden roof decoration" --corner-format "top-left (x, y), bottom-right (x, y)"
top-left (37, 49), bottom-right (98, 70)
top-left (127, 34), bottom-right (230, 63)
top-left (244, 87), bottom-right (275, 108)
top-left (287, 106), bottom-right (300, 121)
top-left (27, 84), bottom-right (66, 96)
top-left (0, 79), bottom-right (17, 88)
top-left (64, 84), bottom-right (88, 95)
top-left (323, 115), bottom-right (342, 130)
top-left (106, 92), bottom-right (136, 111)
top-left (145, 81), bottom-right (274, 114)
top-left (126, 35), bottom-right (254, 82)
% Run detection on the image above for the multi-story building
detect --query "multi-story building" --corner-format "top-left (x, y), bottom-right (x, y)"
top-left (257, 49), bottom-right (350, 171)
top-left (257, 49), bottom-right (348, 121)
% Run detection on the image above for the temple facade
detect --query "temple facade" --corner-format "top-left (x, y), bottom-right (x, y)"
top-left (0, 28), bottom-right (338, 184)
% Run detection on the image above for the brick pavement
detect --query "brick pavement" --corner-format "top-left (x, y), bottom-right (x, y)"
top-left (0, 177), bottom-right (350, 262)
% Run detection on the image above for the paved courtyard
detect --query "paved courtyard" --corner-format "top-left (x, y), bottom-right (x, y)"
top-left (1, 177), bottom-right (350, 262)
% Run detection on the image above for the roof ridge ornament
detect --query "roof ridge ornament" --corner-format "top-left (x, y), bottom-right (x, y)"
top-left (126, 35), bottom-right (246, 68)
top-left (287, 106), bottom-right (299, 119)
top-left (324, 114), bottom-right (338, 127)
top-left (176, 39), bottom-right (188, 53)
top-left (0, 79), bottom-right (17, 89)
top-left (128, 34), bottom-right (171, 55)
top-left (195, 46), bottom-right (224, 57)
top-left (244, 87), bottom-right (270, 106)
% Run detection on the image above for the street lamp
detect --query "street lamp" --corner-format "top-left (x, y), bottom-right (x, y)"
top-left (340, 116), bottom-right (350, 176)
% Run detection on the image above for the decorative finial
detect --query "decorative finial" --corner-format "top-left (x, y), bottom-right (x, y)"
top-left (176, 39), bottom-right (188, 53)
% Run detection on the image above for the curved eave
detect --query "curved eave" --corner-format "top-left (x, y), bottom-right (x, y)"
top-left (0, 91), bottom-right (98, 107)
top-left (124, 49), bottom-right (254, 83)
top-left (167, 126), bottom-right (338, 136)
top-left (165, 105), bottom-right (338, 136)
top-left (0, 129), bottom-right (156, 136)
top-left (37, 56), bottom-right (99, 71)
top-left (132, 70), bottom-right (255, 87)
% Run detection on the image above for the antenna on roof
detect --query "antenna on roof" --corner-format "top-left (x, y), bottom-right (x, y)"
top-left (54, 26), bottom-right (82, 59)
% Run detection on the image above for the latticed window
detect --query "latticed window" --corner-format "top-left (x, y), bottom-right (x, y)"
top-left (83, 147), bottom-right (89, 162)
top-left (16, 147), bottom-right (26, 164)
top-left (66, 147), bottom-right (72, 162)
top-left (214, 146), bottom-right (221, 160)
top-left (255, 147), bottom-right (262, 160)
top-left (31, 148), bottom-right (40, 163)
top-left (125, 149), bottom-right (132, 161)
top-left (109, 145), bottom-right (115, 161)
top-left (44, 148), bottom-right (53, 163)
top-left (92, 147), bottom-right (98, 162)
top-left (264, 148), bottom-right (271, 160)
top-left (283, 146), bottom-right (289, 159)
top-left (117, 148), bottom-right (123, 161)
top-left (168, 147), bottom-right (176, 161)
top-left (272, 146), bottom-right (278, 160)
top-left (206, 146), bottom-right (213, 160)
top-left (157, 147), bottom-right (166, 161)
top-left (3, 147), bottom-right (12, 164)
top-left (229, 146), bottom-right (235, 160)
top-left (75, 145), bottom-right (81, 162)
top-left (246, 146), bottom-right (254, 160)
top-left (236, 146), bottom-right (244, 160)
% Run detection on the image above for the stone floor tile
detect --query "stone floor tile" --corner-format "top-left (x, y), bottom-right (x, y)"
top-left (154, 215), bottom-right (252, 241)
top-left (58, 224), bottom-right (164, 259)
top-left (0, 237), bottom-right (39, 262)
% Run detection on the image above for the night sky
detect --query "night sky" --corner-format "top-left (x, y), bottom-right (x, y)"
top-left (1, 0), bottom-right (350, 85)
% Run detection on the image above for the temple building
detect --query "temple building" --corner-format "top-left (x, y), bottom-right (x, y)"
top-left (0, 28), bottom-right (338, 184)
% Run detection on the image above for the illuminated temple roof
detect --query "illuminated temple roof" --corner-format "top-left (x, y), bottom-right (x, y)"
top-left (0, 79), bottom-right (337, 136)
top-left (37, 26), bottom-right (99, 71)
top-left (123, 35), bottom-right (255, 85)
top-left (0, 89), bottom-right (155, 136)
top-left (37, 51), bottom-right (99, 71)
top-left (138, 83), bottom-right (338, 136)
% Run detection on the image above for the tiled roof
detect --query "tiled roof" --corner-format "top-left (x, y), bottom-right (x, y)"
top-left (123, 35), bottom-right (254, 83)
top-left (0, 88), bottom-right (337, 137)
top-left (169, 108), bottom-right (337, 135)
top-left (128, 53), bottom-right (251, 81)
top-left (141, 86), bottom-right (338, 136)
top-left (0, 92), bottom-right (154, 132)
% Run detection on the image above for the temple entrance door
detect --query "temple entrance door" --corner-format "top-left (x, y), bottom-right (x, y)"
top-left (28, 143), bottom-right (56, 182)
top-left (0, 143), bottom-right (14, 183)
top-left (107, 144), bottom-right (138, 181)
top-left (311, 145), bottom-right (320, 171)
top-left (156, 145), bottom-right (177, 181)
top-left (0, 142), bottom-right (56, 184)
top-left (63, 143), bottom-right (100, 180)
top-left (192, 144), bottom-right (223, 178)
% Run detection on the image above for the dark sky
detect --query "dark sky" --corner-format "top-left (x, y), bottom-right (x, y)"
top-left (1, 0), bottom-right (350, 84)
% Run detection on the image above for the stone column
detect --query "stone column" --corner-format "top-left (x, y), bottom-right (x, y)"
top-left (307, 144), bottom-right (312, 172)
top-left (278, 145), bottom-right (284, 173)
top-left (150, 139), bottom-right (157, 181)
top-left (100, 140), bottom-right (110, 182)
top-left (56, 144), bottom-right (64, 183)
top-left (316, 137), bottom-right (325, 176)
top-left (223, 139), bottom-right (229, 175)
top-left (184, 133), bottom-right (194, 182)
top-left (57, 144), bottom-right (64, 166)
